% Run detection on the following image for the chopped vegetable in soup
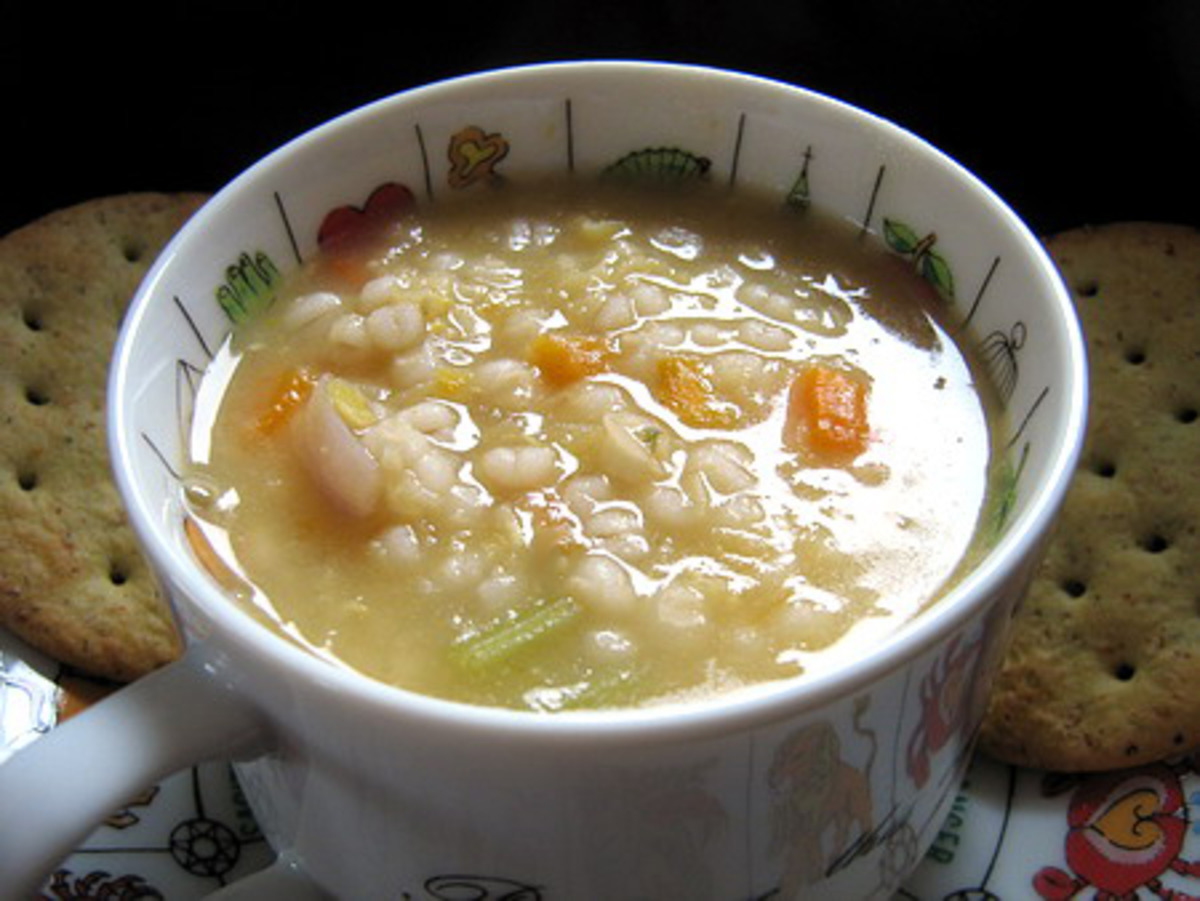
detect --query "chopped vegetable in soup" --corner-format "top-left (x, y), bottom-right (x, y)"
top-left (186, 180), bottom-right (1001, 711)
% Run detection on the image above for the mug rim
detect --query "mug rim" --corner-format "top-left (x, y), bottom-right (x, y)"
top-left (109, 59), bottom-right (1088, 742)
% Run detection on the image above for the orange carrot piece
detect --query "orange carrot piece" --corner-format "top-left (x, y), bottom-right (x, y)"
top-left (785, 364), bottom-right (870, 461)
top-left (254, 368), bottom-right (316, 437)
top-left (657, 356), bottom-right (739, 429)
top-left (316, 252), bottom-right (374, 289)
top-left (530, 332), bottom-right (610, 387)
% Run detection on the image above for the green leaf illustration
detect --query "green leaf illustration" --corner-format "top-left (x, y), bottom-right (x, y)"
top-left (989, 442), bottom-right (1030, 539)
top-left (603, 147), bottom-right (712, 182)
top-left (882, 218), bottom-right (955, 301)
top-left (920, 249), bottom-right (956, 300)
top-left (882, 218), bottom-right (922, 255)
top-left (215, 251), bottom-right (281, 324)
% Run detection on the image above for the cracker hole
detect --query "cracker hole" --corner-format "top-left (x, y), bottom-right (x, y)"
top-left (1060, 578), bottom-right (1087, 598)
top-left (108, 560), bottom-right (130, 586)
top-left (24, 386), bottom-right (49, 407)
top-left (1091, 459), bottom-right (1118, 479)
top-left (1140, 533), bottom-right (1170, 554)
top-left (16, 469), bottom-right (37, 491)
top-left (122, 240), bottom-right (146, 264)
top-left (21, 308), bottom-right (43, 332)
top-left (1176, 406), bottom-right (1197, 425)
top-left (1124, 347), bottom-right (1147, 366)
top-left (1113, 662), bottom-right (1137, 682)
top-left (1074, 279), bottom-right (1100, 298)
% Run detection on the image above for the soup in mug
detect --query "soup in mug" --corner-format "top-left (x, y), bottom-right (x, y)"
top-left (185, 180), bottom-right (1002, 711)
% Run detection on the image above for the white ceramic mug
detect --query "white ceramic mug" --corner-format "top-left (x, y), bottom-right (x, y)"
top-left (0, 61), bottom-right (1087, 900)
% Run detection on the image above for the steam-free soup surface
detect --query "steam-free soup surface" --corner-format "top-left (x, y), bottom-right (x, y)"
top-left (187, 181), bottom-right (998, 711)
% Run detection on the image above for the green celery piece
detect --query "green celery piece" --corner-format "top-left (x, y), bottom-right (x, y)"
top-left (451, 597), bottom-right (581, 670)
top-left (559, 665), bottom-right (644, 711)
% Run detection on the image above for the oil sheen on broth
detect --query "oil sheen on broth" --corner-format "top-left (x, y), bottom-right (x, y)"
top-left (185, 180), bottom-right (1000, 712)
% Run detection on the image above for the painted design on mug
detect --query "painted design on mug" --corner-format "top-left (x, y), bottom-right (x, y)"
top-left (575, 758), bottom-right (729, 893)
top-left (1033, 759), bottom-right (1200, 900)
top-left (41, 870), bottom-right (165, 900)
top-left (448, 126), bottom-right (510, 188)
top-left (882, 219), bottom-right (955, 302)
top-left (979, 321), bottom-right (1028, 405)
top-left (785, 146), bottom-right (814, 211)
top-left (990, 382), bottom-right (1050, 541)
top-left (988, 440), bottom-right (1031, 541)
top-left (215, 251), bottom-right (281, 324)
top-left (104, 786), bottom-right (159, 830)
top-left (823, 799), bottom-right (921, 887)
top-left (603, 147), bottom-right (712, 182)
top-left (766, 700), bottom-right (878, 893)
top-left (170, 817), bottom-right (243, 878)
top-left (621, 761), bottom-right (730, 891)
top-left (403, 874), bottom-right (543, 899)
top-left (317, 182), bottom-right (418, 250)
top-left (38, 766), bottom-right (268, 899)
top-left (906, 633), bottom-right (986, 791)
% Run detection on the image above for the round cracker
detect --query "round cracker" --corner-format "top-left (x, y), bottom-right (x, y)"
top-left (980, 222), bottom-right (1200, 772)
top-left (0, 193), bottom-right (207, 682)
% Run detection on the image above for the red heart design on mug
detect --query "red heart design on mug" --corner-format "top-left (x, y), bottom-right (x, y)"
top-left (317, 182), bottom-right (416, 250)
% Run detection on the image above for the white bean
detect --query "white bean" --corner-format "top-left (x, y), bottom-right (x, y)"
top-left (711, 351), bottom-right (768, 394)
top-left (390, 343), bottom-right (435, 390)
top-left (643, 484), bottom-right (694, 530)
top-left (655, 581), bottom-right (708, 631)
top-left (560, 382), bottom-right (626, 421)
top-left (738, 318), bottom-right (793, 352)
top-left (690, 441), bottom-right (756, 494)
top-left (360, 274), bottom-right (406, 310)
top-left (373, 524), bottom-right (421, 566)
top-left (328, 312), bottom-right (370, 348)
top-left (438, 549), bottom-right (486, 589)
top-left (597, 532), bottom-right (651, 562)
top-left (594, 292), bottom-right (636, 331)
top-left (715, 493), bottom-right (765, 527)
top-left (567, 553), bottom-right (637, 615)
top-left (284, 291), bottom-right (342, 331)
top-left (477, 571), bottom-right (523, 612)
top-left (477, 445), bottom-right (559, 494)
top-left (402, 400), bottom-right (459, 436)
top-left (561, 474), bottom-right (613, 515)
top-left (497, 309), bottom-right (548, 347)
top-left (629, 281), bottom-right (670, 316)
top-left (689, 322), bottom-right (725, 347)
top-left (474, 359), bottom-right (536, 409)
top-left (366, 301), bottom-right (424, 351)
top-left (586, 506), bottom-right (641, 538)
top-left (364, 413), bottom-right (428, 463)
top-left (412, 447), bottom-right (458, 493)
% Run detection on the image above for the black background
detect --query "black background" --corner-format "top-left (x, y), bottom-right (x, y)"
top-left (6, 1), bottom-right (1198, 240)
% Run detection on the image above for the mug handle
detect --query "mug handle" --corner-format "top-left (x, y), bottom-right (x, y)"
top-left (0, 645), bottom-right (271, 897)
